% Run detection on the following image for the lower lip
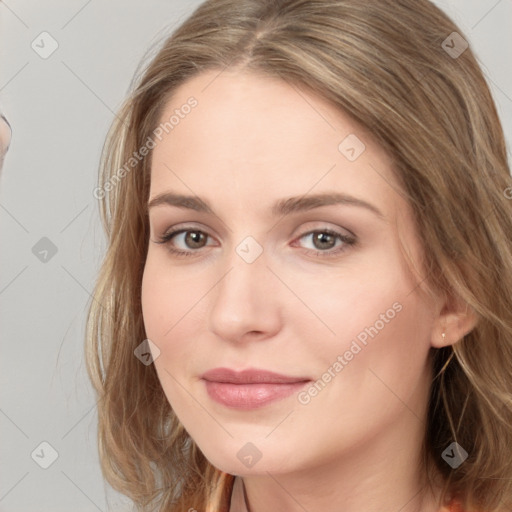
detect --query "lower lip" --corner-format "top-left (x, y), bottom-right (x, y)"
top-left (203, 380), bottom-right (310, 409)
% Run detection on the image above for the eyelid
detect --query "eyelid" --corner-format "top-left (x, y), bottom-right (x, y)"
top-left (289, 218), bottom-right (356, 240)
top-left (155, 221), bottom-right (218, 240)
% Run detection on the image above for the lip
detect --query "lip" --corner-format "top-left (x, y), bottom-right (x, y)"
top-left (201, 367), bottom-right (311, 409)
top-left (201, 367), bottom-right (310, 384)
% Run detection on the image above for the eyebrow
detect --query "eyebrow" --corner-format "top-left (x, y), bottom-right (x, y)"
top-left (148, 193), bottom-right (213, 213)
top-left (147, 192), bottom-right (385, 219)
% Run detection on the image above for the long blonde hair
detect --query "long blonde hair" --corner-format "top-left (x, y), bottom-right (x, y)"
top-left (85, 1), bottom-right (512, 510)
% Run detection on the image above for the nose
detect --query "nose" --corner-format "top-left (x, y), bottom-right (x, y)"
top-left (208, 246), bottom-right (283, 344)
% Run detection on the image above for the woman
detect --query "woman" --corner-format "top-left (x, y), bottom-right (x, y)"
top-left (85, 1), bottom-right (512, 510)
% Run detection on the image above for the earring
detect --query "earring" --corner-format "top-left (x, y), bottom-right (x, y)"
top-left (441, 332), bottom-right (446, 342)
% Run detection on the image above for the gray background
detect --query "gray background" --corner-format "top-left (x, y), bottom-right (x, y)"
top-left (0, 1), bottom-right (511, 511)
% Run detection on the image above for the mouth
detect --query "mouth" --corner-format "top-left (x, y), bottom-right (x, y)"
top-left (201, 367), bottom-right (312, 409)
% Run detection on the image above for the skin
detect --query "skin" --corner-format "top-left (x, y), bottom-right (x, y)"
top-left (0, 114), bottom-right (11, 171)
top-left (141, 69), bottom-right (476, 512)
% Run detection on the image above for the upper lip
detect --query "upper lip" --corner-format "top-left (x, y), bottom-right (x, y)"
top-left (201, 367), bottom-right (311, 384)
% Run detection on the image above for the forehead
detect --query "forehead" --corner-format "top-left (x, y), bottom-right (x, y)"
top-left (149, 69), bottom-right (404, 219)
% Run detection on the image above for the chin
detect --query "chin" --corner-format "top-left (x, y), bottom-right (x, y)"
top-left (197, 437), bottom-right (302, 476)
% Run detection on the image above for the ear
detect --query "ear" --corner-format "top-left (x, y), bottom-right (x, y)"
top-left (430, 293), bottom-right (479, 348)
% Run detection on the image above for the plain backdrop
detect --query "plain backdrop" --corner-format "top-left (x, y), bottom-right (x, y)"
top-left (0, 1), bottom-right (511, 511)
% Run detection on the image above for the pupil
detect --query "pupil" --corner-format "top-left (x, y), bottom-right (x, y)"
top-left (186, 231), bottom-right (205, 248)
top-left (314, 232), bottom-right (334, 250)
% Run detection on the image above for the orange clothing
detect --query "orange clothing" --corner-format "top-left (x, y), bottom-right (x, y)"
top-left (229, 476), bottom-right (466, 512)
top-left (440, 501), bottom-right (465, 512)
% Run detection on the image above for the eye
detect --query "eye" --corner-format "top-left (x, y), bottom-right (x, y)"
top-left (153, 228), bottom-right (216, 257)
top-left (293, 229), bottom-right (356, 257)
top-left (173, 230), bottom-right (208, 249)
top-left (152, 226), bottom-right (356, 259)
top-left (303, 231), bottom-right (338, 250)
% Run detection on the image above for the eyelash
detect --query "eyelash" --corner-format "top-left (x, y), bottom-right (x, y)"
top-left (154, 227), bottom-right (357, 259)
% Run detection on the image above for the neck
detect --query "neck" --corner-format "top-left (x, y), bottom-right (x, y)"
top-left (240, 410), bottom-right (444, 512)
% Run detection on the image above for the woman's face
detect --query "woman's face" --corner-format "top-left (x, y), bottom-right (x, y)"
top-left (141, 69), bottom-right (440, 476)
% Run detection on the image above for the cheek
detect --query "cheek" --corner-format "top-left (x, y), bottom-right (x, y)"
top-left (282, 252), bottom-right (433, 402)
top-left (276, 253), bottom-right (411, 350)
top-left (288, 278), bottom-right (433, 456)
top-left (141, 251), bottom-right (213, 381)
top-left (306, 286), bottom-right (433, 428)
top-left (141, 257), bottom-right (170, 342)
top-left (141, 252), bottom-right (203, 337)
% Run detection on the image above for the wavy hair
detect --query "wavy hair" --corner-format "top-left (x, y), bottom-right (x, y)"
top-left (85, 1), bottom-right (512, 510)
